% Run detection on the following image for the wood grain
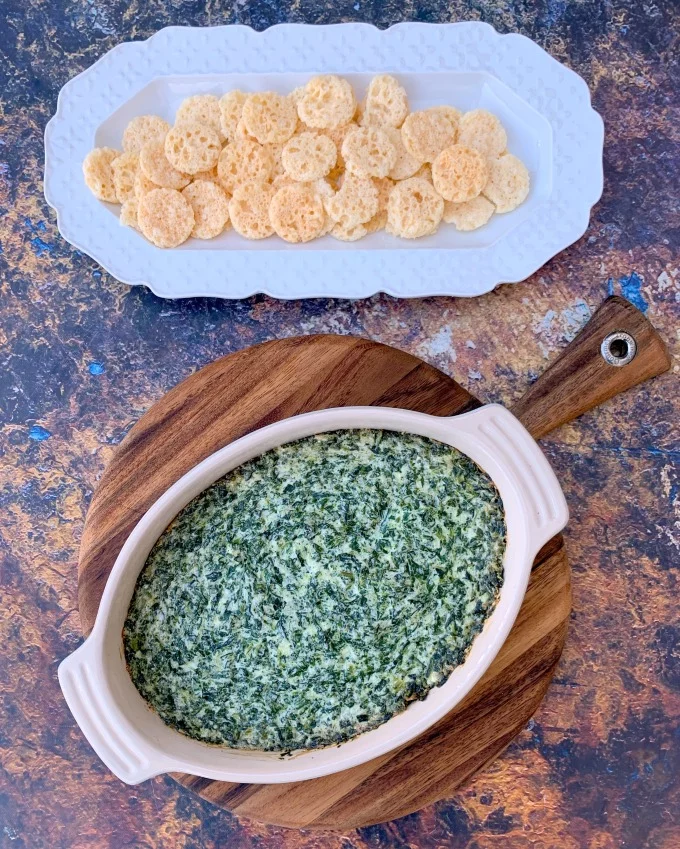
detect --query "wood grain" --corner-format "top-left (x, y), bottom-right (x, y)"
top-left (78, 334), bottom-right (569, 829)
top-left (512, 296), bottom-right (672, 440)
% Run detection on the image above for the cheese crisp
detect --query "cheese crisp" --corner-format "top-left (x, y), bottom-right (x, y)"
top-left (84, 74), bottom-right (530, 244)
top-left (387, 177), bottom-right (444, 239)
top-left (182, 180), bottom-right (231, 239)
top-left (137, 188), bottom-right (194, 248)
top-left (432, 145), bottom-right (489, 203)
top-left (270, 184), bottom-right (326, 243)
top-left (83, 147), bottom-right (119, 202)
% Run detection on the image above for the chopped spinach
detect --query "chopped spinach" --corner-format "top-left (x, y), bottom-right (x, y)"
top-left (124, 429), bottom-right (506, 751)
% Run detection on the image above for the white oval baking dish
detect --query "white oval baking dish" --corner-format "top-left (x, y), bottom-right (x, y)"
top-left (58, 403), bottom-right (568, 785)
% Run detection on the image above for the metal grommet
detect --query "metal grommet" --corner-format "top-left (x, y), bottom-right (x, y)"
top-left (601, 331), bottom-right (637, 367)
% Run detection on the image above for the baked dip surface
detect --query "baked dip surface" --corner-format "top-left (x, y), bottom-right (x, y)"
top-left (123, 429), bottom-right (506, 751)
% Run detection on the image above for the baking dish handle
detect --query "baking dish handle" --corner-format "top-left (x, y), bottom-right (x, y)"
top-left (451, 404), bottom-right (569, 554)
top-left (58, 639), bottom-right (174, 785)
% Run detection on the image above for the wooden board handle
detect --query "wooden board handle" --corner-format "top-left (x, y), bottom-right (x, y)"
top-left (511, 296), bottom-right (672, 440)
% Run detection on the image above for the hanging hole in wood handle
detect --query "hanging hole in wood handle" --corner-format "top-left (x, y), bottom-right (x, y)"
top-left (601, 331), bottom-right (636, 366)
top-left (512, 296), bottom-right (671, 440)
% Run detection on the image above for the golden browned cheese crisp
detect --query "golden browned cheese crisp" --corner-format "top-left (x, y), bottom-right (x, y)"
top-left (137, 188), bottom-right (195, 248)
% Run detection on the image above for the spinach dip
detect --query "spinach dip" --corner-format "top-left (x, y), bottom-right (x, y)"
top-left (124, 429), bottom-right (506, 751)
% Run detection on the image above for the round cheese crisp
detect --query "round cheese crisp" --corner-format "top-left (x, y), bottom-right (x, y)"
top-left (111, 152), bottom-right (139, 203)
top-left (137, 188), bottom-right (194, 248)
top-left (242, 92), bottom-right (298, 145)
top-left (443, 196), bottom-right (496, 230)
top-left (361, 74), bottom-right (409, 129)
top-left (483, 154), bottom-right (530, 212)
top-left (182, 180), bottom-right (231, 239)
top-left (229, 183), bottom-right (276, 239)
top-left (384, 126), bottom-right (420, 181)
top-left (119, 197), bottom-right (139, 230)
top-left (176, 95), bottom-right (225, 142)
top-left (270, 184), bottom-right (326, 243)
top-left (139, 141), bottom-right (190, 190)
top-left (219, 91), bottom-right (248, 142)
top-left (282, 132), bottom-right (337, 181)
top-left (432, 144), bottom-right (489, 203)
top-left (270, 174), bottom-right (333, 221)
top-left (401, 109), bottom-right (457, 164)
top-left (297, 75), bottom-right (356, 129)
top-left (83, 147), bottom-right (119, 202)
top-left (342, 126), bottom-right (396, 179)
top-left (165, 122), bottom-right (222, 175)
top-left (122, 116), bottom-right (171, 153)
top-left (458, 109), bottom-right (507, 158)
top-left (272, 178), bottom-right (335, 234)
top-left (386, 177), bottom-right (444, 239)
top-left (217, 141), bottom-right (274, 194)
top-left (324, 173), bottom-right (379, 228)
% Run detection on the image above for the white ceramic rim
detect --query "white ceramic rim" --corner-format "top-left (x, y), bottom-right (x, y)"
top-left (43, 22), bottom-right (604, 299)
top-left (59, 404), bottom-right (568, 785)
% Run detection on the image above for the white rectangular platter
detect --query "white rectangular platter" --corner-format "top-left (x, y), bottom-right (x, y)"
top-left (44, 22), bottom-right (604, 299)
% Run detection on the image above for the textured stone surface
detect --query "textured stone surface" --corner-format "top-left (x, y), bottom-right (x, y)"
top-left (0, 2), bottom-right (679, 848)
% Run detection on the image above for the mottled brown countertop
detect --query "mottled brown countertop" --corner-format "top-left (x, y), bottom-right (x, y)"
top-left (0, 2), bottom-right (679, 847)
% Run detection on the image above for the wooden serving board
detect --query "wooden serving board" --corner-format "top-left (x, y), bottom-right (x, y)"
top-left (78, 299), bottom-right (670, 829)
